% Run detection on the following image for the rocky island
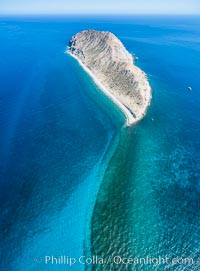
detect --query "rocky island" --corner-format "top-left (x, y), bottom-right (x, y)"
top-left (67, 30), bottom-right (151, 125)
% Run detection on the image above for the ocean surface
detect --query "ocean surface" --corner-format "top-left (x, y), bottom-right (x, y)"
top-left (0, 15), bottom-right (200, 271)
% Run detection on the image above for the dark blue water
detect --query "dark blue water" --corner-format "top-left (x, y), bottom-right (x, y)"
top-left (0, 15), bottom-right (200, 271)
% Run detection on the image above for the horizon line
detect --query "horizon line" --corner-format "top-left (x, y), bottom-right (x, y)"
top-left (1, 12), bottom-right (200, 16)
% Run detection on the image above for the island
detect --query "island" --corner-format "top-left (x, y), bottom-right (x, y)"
top-left (67, 30), bottom-right (151, 125)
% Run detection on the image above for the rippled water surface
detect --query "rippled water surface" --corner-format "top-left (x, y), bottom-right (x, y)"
top-left (89, 15), bottom-right (200, 271)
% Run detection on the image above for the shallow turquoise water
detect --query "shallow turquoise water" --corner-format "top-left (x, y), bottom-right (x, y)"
top-left (0, 15), bottom-right (200, 271)
top-left (89, 15), bottom-right (200, 271)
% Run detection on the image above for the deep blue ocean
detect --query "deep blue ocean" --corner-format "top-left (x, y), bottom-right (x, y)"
top-left (0, 15), bottom-right (200, 271)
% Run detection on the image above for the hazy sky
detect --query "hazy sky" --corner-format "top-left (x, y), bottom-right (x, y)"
top-left (1, 0), bottom-right (200, 15)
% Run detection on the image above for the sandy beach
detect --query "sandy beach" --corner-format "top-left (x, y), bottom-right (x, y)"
top-left (67, 50), bottom-right (147, 126)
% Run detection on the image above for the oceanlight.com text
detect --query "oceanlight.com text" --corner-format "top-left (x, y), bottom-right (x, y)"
top-left (34, 255), bottom-right (196, 267)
